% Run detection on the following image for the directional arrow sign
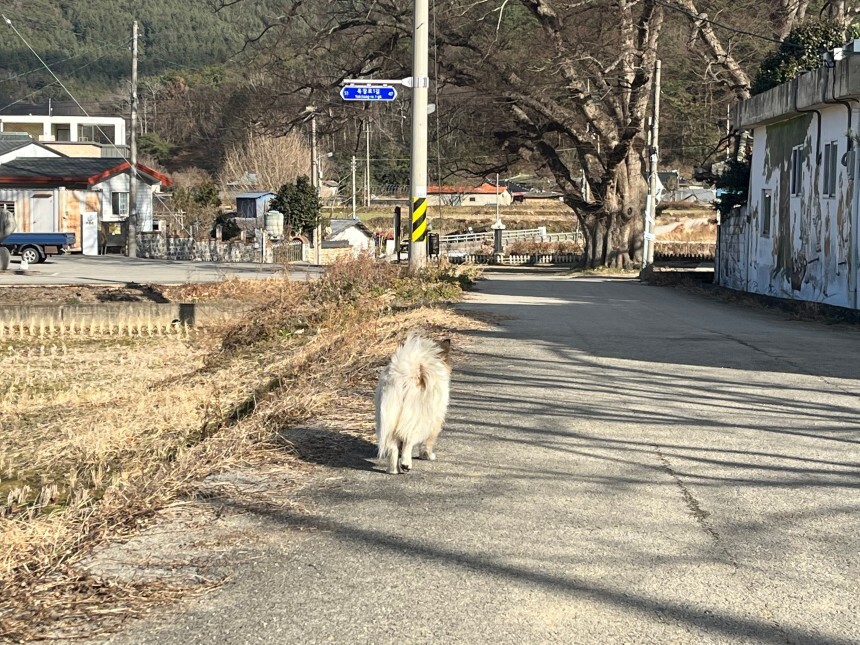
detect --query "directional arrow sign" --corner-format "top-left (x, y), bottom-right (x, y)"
top-left (340, 85), bottom-right (398, 101)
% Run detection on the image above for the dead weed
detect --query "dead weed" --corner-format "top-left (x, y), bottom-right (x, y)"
top-left (0, 256), bottom-right (485, 642)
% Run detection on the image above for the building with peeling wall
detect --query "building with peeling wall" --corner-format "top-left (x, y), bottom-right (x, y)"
top-left (724, 45), bottom-right (860, 310)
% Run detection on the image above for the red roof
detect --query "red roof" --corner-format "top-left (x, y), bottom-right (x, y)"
top-left (0, 158), bottom-right (172, 187)
top-left (88, 161), bottom-right (173, 187)
top-left (428, 182), bottom-right (507, 195)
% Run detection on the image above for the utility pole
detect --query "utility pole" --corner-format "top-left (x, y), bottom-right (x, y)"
top-left (492, 173), bottom-right (505, 255)
top-left (495, 173), bottom-right (500, 222)
top-left (309, 108), bottom-right (321, 265)
top-left (127, 20), bottom-right (139, 258)
top-left (365, 119), bottom-right (371, 207)
top-left (644, 59), bottom-right (661, 269)
top-left (408, 0), bottom-right (429, 273)
top-left (351, 155), bottom-right (357, 219)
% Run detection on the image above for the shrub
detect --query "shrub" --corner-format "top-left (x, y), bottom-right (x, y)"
top-left (752, 21), bottom-right (860, 95)
top-left (210, 212), bottom-right (242, 240)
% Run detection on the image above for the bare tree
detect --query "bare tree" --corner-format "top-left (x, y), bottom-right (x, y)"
top-left (230, 0), bottom-right (849, 267)
top-left (247, 0), bottom-right (665, 267)
top-left (218, 131), bottom-right (318, 197)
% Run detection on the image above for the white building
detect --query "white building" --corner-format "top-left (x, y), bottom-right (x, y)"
top-left (0, 114), bottom-right (126, 146)
top-left (0, 157), bottom-right (171, 254)
top-left (327, 218), bottom-right (373, 255)
top-left (427, 182), bottom-right (513, 207)
top-left (725, 45), bottom-right (860, 310)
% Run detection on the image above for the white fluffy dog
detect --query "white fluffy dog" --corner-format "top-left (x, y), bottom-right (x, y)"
top-left (375, 334), bottom-right (452, 474)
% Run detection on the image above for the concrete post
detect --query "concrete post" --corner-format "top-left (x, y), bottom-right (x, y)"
top-left (408, 0), bottom-right (429, 273)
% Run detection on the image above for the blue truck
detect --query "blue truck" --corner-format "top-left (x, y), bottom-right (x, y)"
top-left (1, 232), bottom-right (76, 266)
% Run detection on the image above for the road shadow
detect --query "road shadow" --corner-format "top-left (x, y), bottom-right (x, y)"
top-left (280, 425), bottom-right (378, 471)
top-left (455, 274), bottom-right (860, 380)
top-left (213, 497), bottom-right (843, 645)
top-left (95, 282), bottom-right (171, 303)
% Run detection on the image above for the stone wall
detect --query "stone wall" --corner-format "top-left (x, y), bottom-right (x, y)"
top-left (320, 246), bottom-right (354, 264)
top-left (137, 231), bottom-right (273, 263)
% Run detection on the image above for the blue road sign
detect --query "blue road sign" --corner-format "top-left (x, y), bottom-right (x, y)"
top-left (340, 85), bottom-right (398, 101)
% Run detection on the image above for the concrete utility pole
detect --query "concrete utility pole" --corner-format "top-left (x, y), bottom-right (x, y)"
top-left (309, 107), bottom-right (321, 265)
top-left (408, 0), bottom-right (429, 273)
top-left (492, 173), bottom-right (505, 255)
top-left (644, 59), bottom-right (661, 268)
top-left (127, 20), bottom-right (139, 257)
top-left (351, 155), bottom-right (357, 219)
top-left (365, 119), bottom-right (371, 208)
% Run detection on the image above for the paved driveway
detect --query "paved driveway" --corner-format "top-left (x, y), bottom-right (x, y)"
top-left (100, 271), bottom-right (860, 644)
top-left (0, 254), bottom-right (320, 286)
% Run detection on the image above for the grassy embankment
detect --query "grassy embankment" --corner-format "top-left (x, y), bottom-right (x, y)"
top-left (0, 257), bottom-right (481, 641)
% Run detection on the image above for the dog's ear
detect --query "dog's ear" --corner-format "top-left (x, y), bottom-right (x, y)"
top-left (439, 338), bottom-right (452, 360)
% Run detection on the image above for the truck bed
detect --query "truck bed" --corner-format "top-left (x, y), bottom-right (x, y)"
top-left (1, 232), bottom-right (76, 248)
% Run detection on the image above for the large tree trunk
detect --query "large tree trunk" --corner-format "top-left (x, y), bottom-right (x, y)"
top-left (575, 155), bottom-right (647, 269)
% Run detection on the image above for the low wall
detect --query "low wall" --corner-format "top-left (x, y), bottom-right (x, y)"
top-left (653, 241), bottom-right (716, 260)
top-left (137, 232), bottom-right (274, 263)
top-left (0, 301), bottom-right (252, 328)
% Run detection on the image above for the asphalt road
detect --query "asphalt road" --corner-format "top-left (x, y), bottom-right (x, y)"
top-left (0, 254), bottom-right (320, 286)
top-left (101, 271), bottom-right (860, 644)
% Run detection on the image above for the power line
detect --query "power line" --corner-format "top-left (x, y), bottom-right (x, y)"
top-left (1, 16), bottom-right (182, 223)
top-left (0, 40), bottom-right (130, 85)
top-left (653, 0), bottom-right (791, 46)
top-left (0, 49), bottom-right (123, 113)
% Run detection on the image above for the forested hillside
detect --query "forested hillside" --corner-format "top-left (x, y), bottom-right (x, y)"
top-left (0, 0), bottom-right (271, 105)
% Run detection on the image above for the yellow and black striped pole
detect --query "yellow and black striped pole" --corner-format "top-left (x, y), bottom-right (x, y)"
top-left (411, 196), bottom-right (428, 244)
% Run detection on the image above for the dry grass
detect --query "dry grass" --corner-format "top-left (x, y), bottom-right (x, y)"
top-left (0, 257), bottom-right (484, 642)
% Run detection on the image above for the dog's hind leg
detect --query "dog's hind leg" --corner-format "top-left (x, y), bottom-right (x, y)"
top-left (385, 441), bottom-right (400, 475)
top-left (399, 440), bottom-right (414, 473)
top-left (419, 424), bottom-right (442, 461)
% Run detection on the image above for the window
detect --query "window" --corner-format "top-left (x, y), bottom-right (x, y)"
top-left (790, 145), bottom-right (804, 196)
top-left (0, 201), bottom-right (14, 216)
top-left (111, 192), bottom-right (129, 216)
top-left (78, 124), bottom-right (116, 145)
top-left (761, 189), bottom-right (772, 237)
top-left (823, 141), bottom-right (838, 197)
top-left (52, 125), bottom-right (71, 142)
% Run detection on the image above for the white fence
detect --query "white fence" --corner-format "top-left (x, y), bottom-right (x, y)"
top-left (448, 253), bottom-right (581, 265)
top-left (441, 228), bottom-right (583, 247)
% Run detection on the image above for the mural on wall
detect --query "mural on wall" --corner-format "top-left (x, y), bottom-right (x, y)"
top-left (721, 108), bottom-right (854, 308)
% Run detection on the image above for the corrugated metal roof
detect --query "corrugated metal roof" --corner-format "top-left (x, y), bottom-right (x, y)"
top-left (236, 192), bottom-right (276, 199)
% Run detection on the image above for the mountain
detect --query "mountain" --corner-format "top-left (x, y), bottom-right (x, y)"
top-left (0, 0), bottom-right (271, 108)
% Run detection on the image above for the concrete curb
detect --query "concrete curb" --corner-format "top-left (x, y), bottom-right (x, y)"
top-left (0, 301), bottom-right (253, 327)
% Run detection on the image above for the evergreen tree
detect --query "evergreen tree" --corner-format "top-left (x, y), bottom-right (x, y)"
top-left (271, 176), bottom-right (321, 235)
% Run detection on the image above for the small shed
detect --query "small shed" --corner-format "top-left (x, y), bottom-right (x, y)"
top-left (235, 192), bottom-right (276, 222)
top-left (327, 218), bottom-right (373, 255)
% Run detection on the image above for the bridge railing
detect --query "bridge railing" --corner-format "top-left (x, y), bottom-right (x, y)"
top-left (441, 228), bottom-right (583, 246)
